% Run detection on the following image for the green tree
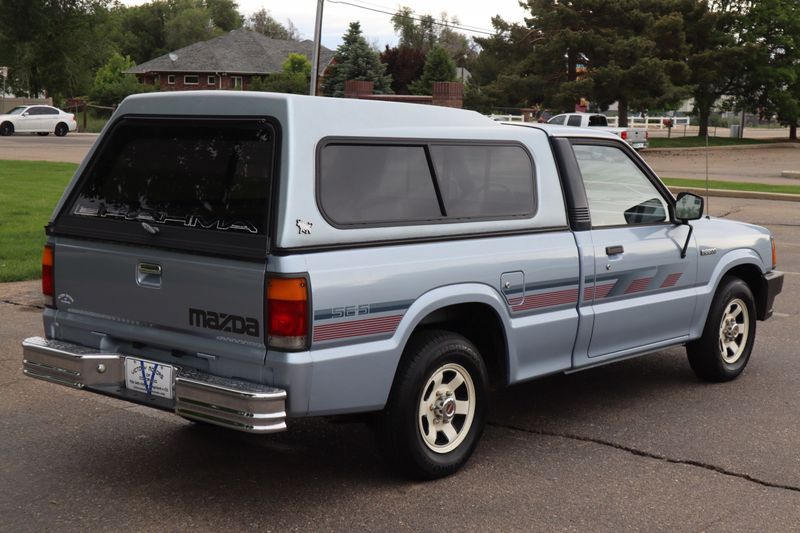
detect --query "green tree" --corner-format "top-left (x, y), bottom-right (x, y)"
top-left (246, 8), bottom-right (300, 40)
top-left (164, 5), bottom-right (222, 51)
top-left (249, 53), bottom-right (311, 94)
top-left (409, 46), bottom-right (456, 95)
top-left (733, 0), bottom-right (800, 140)
top-left (0, 0), bottom-right (117, 101)
top-left (89, 52), bottom-right (155, 106)
top-left (323, 22), bottom-right (393, 97)
top-left (205, 0), bottom-right (242, 31)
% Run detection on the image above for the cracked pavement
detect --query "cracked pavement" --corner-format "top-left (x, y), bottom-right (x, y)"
top-left (1, 197), bottom-right (799, 531)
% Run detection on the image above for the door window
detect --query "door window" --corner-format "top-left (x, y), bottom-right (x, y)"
top-left (548, 115), bottom-right (566, 125)
top-left (567, 115), bottom-right (582, 127)
top-left (573, 144), bottom-right (669, 227)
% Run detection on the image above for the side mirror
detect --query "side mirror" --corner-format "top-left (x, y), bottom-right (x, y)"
top-left (675, 192), bottom-right (704, 222)
top-left (22, 112), bottom-right (30, 117)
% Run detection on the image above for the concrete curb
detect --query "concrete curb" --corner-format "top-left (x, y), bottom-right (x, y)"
top-left (644, 142), bottom-right (799, 152)
top-left (669, 186), bottom-right (800, 203)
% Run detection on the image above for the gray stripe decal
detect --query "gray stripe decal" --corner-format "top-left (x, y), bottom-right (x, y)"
top-left (314, 299), bottom-right (413, 321)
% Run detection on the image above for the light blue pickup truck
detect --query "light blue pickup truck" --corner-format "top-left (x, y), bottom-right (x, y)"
top-left (22, 92), bottom-right (783, 479)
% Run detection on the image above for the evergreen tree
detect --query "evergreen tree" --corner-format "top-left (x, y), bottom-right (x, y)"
top-left (410, 46), bottom-right (456, 95)
top-left (323, 22), bottom-right (393, 97)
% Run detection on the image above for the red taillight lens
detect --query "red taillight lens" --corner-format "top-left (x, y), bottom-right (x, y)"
top-left (267, 277), bottom-right (309, 350)
top-left (621, 131), bottom-right (628, 140)
top-left (42, 244), bottom-right (54, 308)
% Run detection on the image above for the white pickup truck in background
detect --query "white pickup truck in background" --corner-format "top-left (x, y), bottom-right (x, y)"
top-left (548, 112), bottom-right (649, 150)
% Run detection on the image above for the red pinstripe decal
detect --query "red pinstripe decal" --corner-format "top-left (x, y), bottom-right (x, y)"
top-left (660, 272), bottom-right (683, 288)
top-left (512, 288), bottom-right (579, 311)
top-left (625, 277), bottom-right (653, 294)
top-left (594, 281), bottom-right (617, 300)
top-left (314, 315), bottom-right (403, 341)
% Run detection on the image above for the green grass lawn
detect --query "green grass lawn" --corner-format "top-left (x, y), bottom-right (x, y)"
top-left (648, 136), bottom-right (780, 148)
top-left (663, 177), bottom-right (800, 195)
top-left (0, 160), bottom-right (77, 282)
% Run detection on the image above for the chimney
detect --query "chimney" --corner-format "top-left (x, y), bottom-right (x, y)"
top-left (432, 82), bottom-right (463, 108)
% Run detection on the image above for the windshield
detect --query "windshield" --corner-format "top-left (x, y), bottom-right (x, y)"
top-left (6, 106), bottom-right (26, 115)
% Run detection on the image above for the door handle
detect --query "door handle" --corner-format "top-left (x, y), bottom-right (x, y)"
top-left (606, 245), bottom-right (624, 255)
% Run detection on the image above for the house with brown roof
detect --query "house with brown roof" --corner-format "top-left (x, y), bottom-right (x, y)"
top-left (127, 29), bottom-right (335, 92)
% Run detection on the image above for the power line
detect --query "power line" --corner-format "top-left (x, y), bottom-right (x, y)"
top-left (325, 0), bottom-right (497, 36)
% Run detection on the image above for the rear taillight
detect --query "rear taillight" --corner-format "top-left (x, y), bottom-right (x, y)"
top-left (42, 244), bottom-right (54, 308)
top-left (621, 131), bottom-right (628, 140)
top-left (266, 276), bottom-right (309, 350)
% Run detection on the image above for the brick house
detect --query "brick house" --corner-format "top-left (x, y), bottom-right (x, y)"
top-left (127, 29), bottom-right (334, 91)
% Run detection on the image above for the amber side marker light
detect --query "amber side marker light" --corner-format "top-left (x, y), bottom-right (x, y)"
top-left (42, 244), bottom-right (55, 308)
top-left (267, 277), bottom-right (309, 350)
top-left (772, 237), bottom-right (777, 270)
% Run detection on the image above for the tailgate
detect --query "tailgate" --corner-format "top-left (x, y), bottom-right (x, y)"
top-left (54, 238), bottom-right (266, 364)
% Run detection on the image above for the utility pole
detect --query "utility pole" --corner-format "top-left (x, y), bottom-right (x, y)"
top-left (309, 0), bottom-right (324, 96)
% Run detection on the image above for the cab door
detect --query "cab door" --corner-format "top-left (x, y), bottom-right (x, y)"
top-left (570, 142), bottom-right (698, 362)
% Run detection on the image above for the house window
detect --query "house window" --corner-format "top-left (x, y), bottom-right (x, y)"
top-left (184, 75), bottom-right (199, 85)
top-left (232, 76), bottom-right (243, 90)
top-left (167, 75), bottom-right (175, 85)
top-left (208, 75), bottom-right (216, 85)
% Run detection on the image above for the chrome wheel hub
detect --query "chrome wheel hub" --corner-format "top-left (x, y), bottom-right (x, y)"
top-left (718, 298), bottom-right (749, 364)
top-left (418, 363), bottom-right (476, 454)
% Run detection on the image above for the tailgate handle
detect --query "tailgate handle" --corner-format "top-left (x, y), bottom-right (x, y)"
top-left (606, 245), bottom-right (624, 256)
top-left (137, 263), bottom-right (162, 288)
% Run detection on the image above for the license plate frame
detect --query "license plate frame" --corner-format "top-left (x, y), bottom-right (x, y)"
top-left (124, 357), bottom-right (174, 400)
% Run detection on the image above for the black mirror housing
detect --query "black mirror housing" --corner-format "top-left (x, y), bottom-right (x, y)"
top-left (675, 192), bottom-right (704, 222)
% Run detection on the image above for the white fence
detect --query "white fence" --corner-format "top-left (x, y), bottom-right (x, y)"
top-left (489, 114), bottom-right (691, 129)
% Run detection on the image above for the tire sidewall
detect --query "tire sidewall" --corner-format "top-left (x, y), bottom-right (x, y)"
top-left (387, 332), bottom-right (488, 478)
top-left (54, 123), bottom-right (68, 137)
top-left (704, 278), bottom-right (756, 377)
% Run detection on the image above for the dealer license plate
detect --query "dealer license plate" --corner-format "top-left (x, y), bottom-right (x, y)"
top-left (124, 357), bottom-right (174, 399)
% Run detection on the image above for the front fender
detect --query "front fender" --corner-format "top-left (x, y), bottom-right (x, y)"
top-left (691, 248), bottom-right (766, 337)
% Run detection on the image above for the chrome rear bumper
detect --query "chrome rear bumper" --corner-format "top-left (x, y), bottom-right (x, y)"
top-left (22, 336), bottom-right (287, 434)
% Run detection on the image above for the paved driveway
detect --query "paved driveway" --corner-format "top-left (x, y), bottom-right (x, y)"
top-left (0, 133), bottom-right (97, 164)
top-left (1, 197), bottom-right (798, 531)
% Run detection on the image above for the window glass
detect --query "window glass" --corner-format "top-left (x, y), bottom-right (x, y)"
top-left (167, 75), bottom-right (176, 84)
top-left (26, 107), bottom-right (43, 115)
top-left (43, 107), bottom-right (59, 115)
top-left (208, 75), bottom-right (216, 85)
top-left (430, 145), bottom-right (534, 218)
top-left (320, 144), bottom-right (441, 225)
top-left (232, 76), bottom-right (243, 90)
top-left (573, 144), bottom-right (668, 227)
top-left (548, 115), bottom-right (566, 125)
top-left (567, 115), bottom-right (582, 127)
top-left (184, 75), bottom-right (199, 85)
top-left (72, 119), bottom-right (274, 235)
top-left (588, 115), bottom-right (608, 127)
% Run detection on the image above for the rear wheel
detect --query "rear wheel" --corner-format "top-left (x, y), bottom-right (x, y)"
top-left (54, 122), bottom-right (68, 137)
top-left (0, 122), bottom-right (13, 136)
top-left (687, 277), bottom-right (756, 382)
top-left (378, 330), bottom-right (488, 479)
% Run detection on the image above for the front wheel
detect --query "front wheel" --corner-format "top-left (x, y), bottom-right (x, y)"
top-left (0, 122), bottom-right (13, 136)
top-left (687, 277), bottom-right (756, 382)
top-left (379, 330), bottom-right (488, 479)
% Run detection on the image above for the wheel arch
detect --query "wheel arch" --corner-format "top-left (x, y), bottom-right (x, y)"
top-left (693, 251), bottom-right (768, 337)
top-left (394, 284), bottom-right (512, 390)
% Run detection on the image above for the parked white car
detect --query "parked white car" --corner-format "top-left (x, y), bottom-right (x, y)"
top-left (0, 105), bottom-right (77, 136)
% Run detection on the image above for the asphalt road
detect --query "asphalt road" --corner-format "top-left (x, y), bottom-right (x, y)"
top-left (0, 133), bottom-right (97, 164)
top-left (1, 197), bottom-right (798, 531)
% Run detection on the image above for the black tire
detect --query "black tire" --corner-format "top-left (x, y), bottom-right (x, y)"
top-left (687, 277), bottom-right (756, 382)
top-left (378, 329), bottom-right (488, 479)
top-left (37, 132), bottom-right (50, 136)
top-left (54, 122), bottom-right (68, 137)
top-left (0, 122), bottom-right (13, 136)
